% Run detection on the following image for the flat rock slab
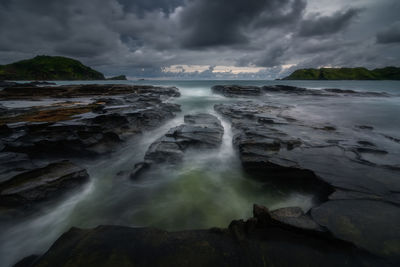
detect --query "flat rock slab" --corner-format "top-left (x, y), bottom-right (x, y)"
top-left (271, 207), bottom-right (324, 232)
top-left (0, 160), bottom-right (89, 209)
top-left (311, 199), bottom-right (400, 262)
top-left (144, 113), bottom-right (224, 163)
top-left (211, 84), bottom-right (388, 97)
top-left (1, 89), bottom-right (181, 158)
top-left (212, 85), bottom-right (262, 97)
top-left (0, 152), bottom-right (35, 183)
top-left (131, 114), bottom-right (223, 179)
top-left (0, 84), bottom-right (180, 99)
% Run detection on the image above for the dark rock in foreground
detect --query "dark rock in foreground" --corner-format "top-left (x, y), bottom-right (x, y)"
top-left (131, 113), bottom-right (223, 179)
top-left (0, 160), bottom-right (89, 210)
top-left (311, 200), bottom-right (400, 262)
top-left (17, 204), bottom-right (390, 267)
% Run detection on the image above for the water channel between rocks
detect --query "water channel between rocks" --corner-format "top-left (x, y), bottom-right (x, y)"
top-left (1, 80), bottom-right (400, 267)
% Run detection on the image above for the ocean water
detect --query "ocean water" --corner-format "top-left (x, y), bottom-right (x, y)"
top-left (0, 80), bottom-right (399, 266)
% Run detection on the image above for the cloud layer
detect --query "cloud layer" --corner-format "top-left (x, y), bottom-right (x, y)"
top-left (0, 0), bottom-right (399, 79)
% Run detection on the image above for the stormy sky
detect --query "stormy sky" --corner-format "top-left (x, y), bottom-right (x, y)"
top-left (0, 0), bottom-right (399, 79)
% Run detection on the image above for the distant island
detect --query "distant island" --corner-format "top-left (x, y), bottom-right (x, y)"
top-left (283, 67), bottom-right (400, 80)
top-left (0, 55), bottom-right (127, 81)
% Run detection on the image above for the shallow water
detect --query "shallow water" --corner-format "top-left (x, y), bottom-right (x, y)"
top-left (1, 80), bottom-right (399, 267)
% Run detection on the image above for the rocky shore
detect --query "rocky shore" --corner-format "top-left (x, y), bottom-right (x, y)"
top-left (213, 85), bottom-right (400, 264)
top-left (131, 113), bottom-right (224, 179)
top-left (15, 204), bottom-right (391, 267)
top-left (1, 83), bottom-right (399, 266)
top-left (0, 83), bottom-right (181, 215)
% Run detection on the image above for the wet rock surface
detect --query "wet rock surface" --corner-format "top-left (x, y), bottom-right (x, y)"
top-left (0, 84), bottom-right (180, 99)
top-left (214, 102), bottom-right (333, 194)
top-left (211, 84), bottom-right (388, 97)
top-left (311, 200), bottom-right (400, 262)
top-left (17, 204), bottom-right (390, 267)
top-left (0, 85), bottom-right (181, 158)
top-left (212, 85), bottom-right (262, 97)
top-left (0, 84), bottom-right (181, 214)
top-left (0, 160), bottom-right (89, 210)
top-left (3, 82), bottom-right (400, 266)
top-left (214, 97), bottom-right (400, 263)
top-left (131, 113), bottom-right (223, 179)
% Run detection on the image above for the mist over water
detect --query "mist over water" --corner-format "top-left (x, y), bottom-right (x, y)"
top-left (1, 80), bottom-right (400, 266)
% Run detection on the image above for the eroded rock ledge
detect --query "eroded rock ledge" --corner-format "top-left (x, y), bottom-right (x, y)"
top-left (131, 113), bottom-right (224, 179)
top-left (15, 204), bottom-right (391, 267)
top-left (0, 160), bottom-right (89, 210)
top-left (213, 96), bottom-right (400, 262)
top-left (0, 84), bottom-right (181, 215)
top-left (211, 84), bottom-right (388, 97)
top-left (0, 84), bottom-right (180, 99)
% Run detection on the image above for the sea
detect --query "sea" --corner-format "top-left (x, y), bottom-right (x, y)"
top-left (0, 80), bottom-right (399, 266)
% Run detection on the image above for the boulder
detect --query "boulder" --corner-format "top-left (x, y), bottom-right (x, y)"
top-left (18, 205), bottom-right (389, 267)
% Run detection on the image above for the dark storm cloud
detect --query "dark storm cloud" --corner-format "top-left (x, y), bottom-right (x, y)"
top-left (376, 22), bottom-right (400, 44)
top-left (117, 0), bottom-right (183, 15)
top-left (179, 0), bottom-right (306, 48)
top-left (0, 0), bottom-right (399, 79)
top-left (298, 8), bottom-right (360, 37)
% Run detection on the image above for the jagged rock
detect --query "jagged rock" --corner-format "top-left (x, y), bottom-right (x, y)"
top-left (0, 160), bottom-right (89, 209)
top-left (211, 84), bottom-right (388, 98)
top-left (211, 85), bottom-right (261, 97)
top-left (0, 152), bottom-right (35, 183)
top-left (271, 207), bottom-right (325, 232)
top-left (251, 205), bottom-right (325, 233)
top-left (131, 114), bottom-right (223, 179)
top-left (215, 103), bottom-right (331, 192)
top-left (214, 101), bottom-right (400, 201)
top-left (1, 86), bottom-right (181, 158)
top-left (214, 98), bottom-right (400, 264)
top-left (145, 138), bottom-right (184, 164)
top-left (3, 123), bottom-right (122, 157)
top-left (146, 113), bottom-right (223, 162)
top-left (262, 85), bottom-right (311, 94)
top-left (0, 84), bottom-right (180, 99)
top-left (18, 205), bottom-right (390, 267)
